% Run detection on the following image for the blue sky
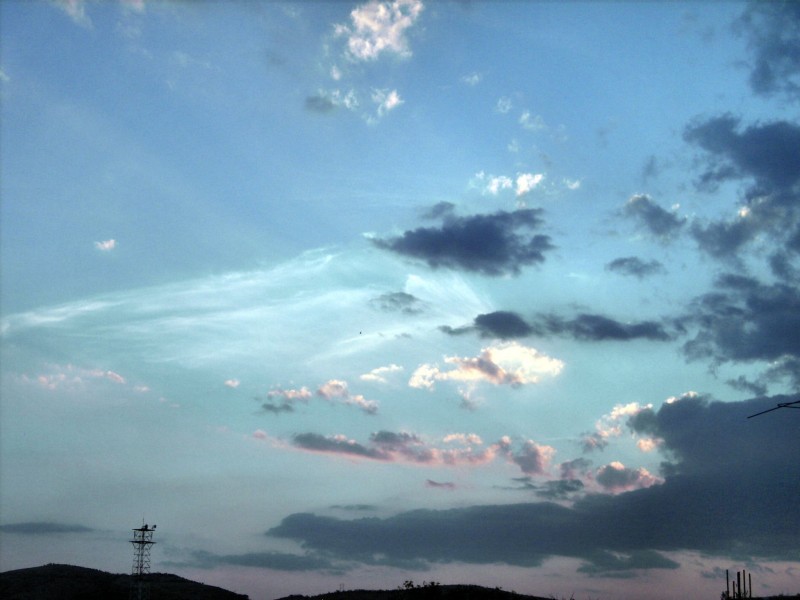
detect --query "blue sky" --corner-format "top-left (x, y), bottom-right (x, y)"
top-left (1, 2), bottom-right (799, 599)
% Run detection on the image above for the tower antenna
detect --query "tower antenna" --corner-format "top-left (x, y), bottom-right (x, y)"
top-left (130, 520), bottom-right (156, 600)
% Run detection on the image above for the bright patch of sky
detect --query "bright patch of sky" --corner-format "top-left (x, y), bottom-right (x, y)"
top-left (2, 2), bottom-right (799, 600)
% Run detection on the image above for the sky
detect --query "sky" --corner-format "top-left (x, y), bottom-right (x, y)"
top-left (1, 1), bottom-right (799, 599)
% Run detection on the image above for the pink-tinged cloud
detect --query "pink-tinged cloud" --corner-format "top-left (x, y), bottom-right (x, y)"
top-left (94, 239), bottom-right (116, 251)
top-left (290, 430), bottom-right (502, 468)
top-left (252, 430), bottom-right (268, 440)
top-left (582, 401), bottom-right (653, 452)
top-left (636, 437), bottom-right (662, 452)
top-left (103, 370), bottom-right (126, 384)
top-left (288, 430), bottom-right (558, 476)
top-left (317, 380), bottom-right (348, 399)
top-left (316, 380), bottom-right (378, 414)
top-left (596, 461), bottom-right (662, 493)
top-left (224, 379), bottom-right (240, 389)
top-left (337, 0), bottom-right (424, 62)
top-left (498, 437), bottom-right (556, 475)
top-left (409, 342), bottom-right (563, 390)
top-left (31, 365), bottom-right (127, 390)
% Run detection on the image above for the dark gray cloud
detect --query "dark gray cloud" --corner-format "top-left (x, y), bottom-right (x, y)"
top-left (442, 311), bottom-right (672, 343)
top-left (683, 275), bottom-right (800, 387)
top-left (622, 194), bottom-right (686, 240)
top-left (473, 311), bottom-right (534, 338)
top-left (0, 522), bottom-right (94, 535)
top-left (269, 395), bottom-right (800, 576)
top-left (683, 115), bottom-right (800, 261)
top-left (534, 478), bottom-right (584, 501)
top-left (606, 257), bottom-right (666, 279)
top-left (370, 291), bottom-right (425, 315)
top-left (293, 432), bottom-right (386, 460)
top-left (735, 2), bottom-right (800, 100)
top-left (684, 115), bottom-right (800, 192)
top-left (537, 313), bottom-right (672, 342)
top-left (373, 208), bottom-right (554, 276)
top-left (260, 400), bottom-right (295, 414)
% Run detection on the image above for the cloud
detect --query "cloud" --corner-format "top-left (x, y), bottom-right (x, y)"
top-left (622, 194), bottom-right (686, 240)
top-left (260, 387), bottom-right (312, 415)
top-left (409, 341), bottom-right (563, 390)
top-left (373, 208), bottom-right (554, 276)
top-left (224, 379), bottom-right (240, 388)
top-left (519, 110), bottom-right (546, 132)
top-left (515, 172), bottom-right (544, 196)
top-left (472, 311), bottom-right (534, 339)
top-left (305, 89), bottom-right (359, 114)
top-left (533, 478), bottom-right (585, 501)
top-left (500, 437), bottom-right (555, 476)
top-left (94, 239), bottom-right (116, 251)
top-left (444, 311), bottom-right (672, 343)
top-left (495, 97), bottom-right (512, 114)
top-left (372, 88), bottom-right (403, 118)
top-left (54, 0), bottom-right (91, 27)
top-left (581, 402), bottom-right (653, 454)
top-left (461, 72), bottom-right (481, 86)
top-left (336, 0), bottom-right (424, 62)
top-left (684, 115), bottom-right (800, 192)
top-left (595, 461), bottom-right (661, 493)
top-left (317, 379), bottom-right (378, 414)
top-left (360, 363), bottom-right (403, 383)
top-left (0, 522), bottom-right (94, 535)
top-left (369, 291), bottom-right (425, 314)
top-left (426, 479), bottom-right (456, 490)
top-left (605, 257), bottom-right (666, 279)
top-left (290, 430), bottom-right (501, 468)
top-left (269, 394), bottom-right (800, 573)
top-left (534, 313), bottom-right (672, 342)
top-left (682, 274), bottom-right (800, 388)
top-left (683, 115), bottom-right (800, 260)
top-left (735, 2), bottom-right (800, 100)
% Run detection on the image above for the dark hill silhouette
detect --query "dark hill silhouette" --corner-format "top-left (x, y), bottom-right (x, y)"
top-left (0, 563), bottom-right (249, 600)
top-left (274, 583), bottom-right (552, 600)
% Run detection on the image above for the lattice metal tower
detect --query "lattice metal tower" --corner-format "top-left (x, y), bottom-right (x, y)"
top-left (130, 522), bottom-right (156, 600)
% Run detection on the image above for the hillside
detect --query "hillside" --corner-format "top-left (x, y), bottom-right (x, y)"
top-left (275, 584), bottom-right (551, 600)
top-left (0, 563), bottom-right (249, 600)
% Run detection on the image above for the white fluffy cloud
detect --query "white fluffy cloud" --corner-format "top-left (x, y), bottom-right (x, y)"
top-left (336, 0), bottom-right (424, 62)
top-left (94, 239), bottom-right (116, 251)
top-left (515, 173), bottom-right (544, 196)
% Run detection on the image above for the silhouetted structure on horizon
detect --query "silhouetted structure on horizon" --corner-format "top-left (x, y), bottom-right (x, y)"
top-left (130, 522), bottom-right (156, 600)
top-left (724, 569), bottom-right (753, 599)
